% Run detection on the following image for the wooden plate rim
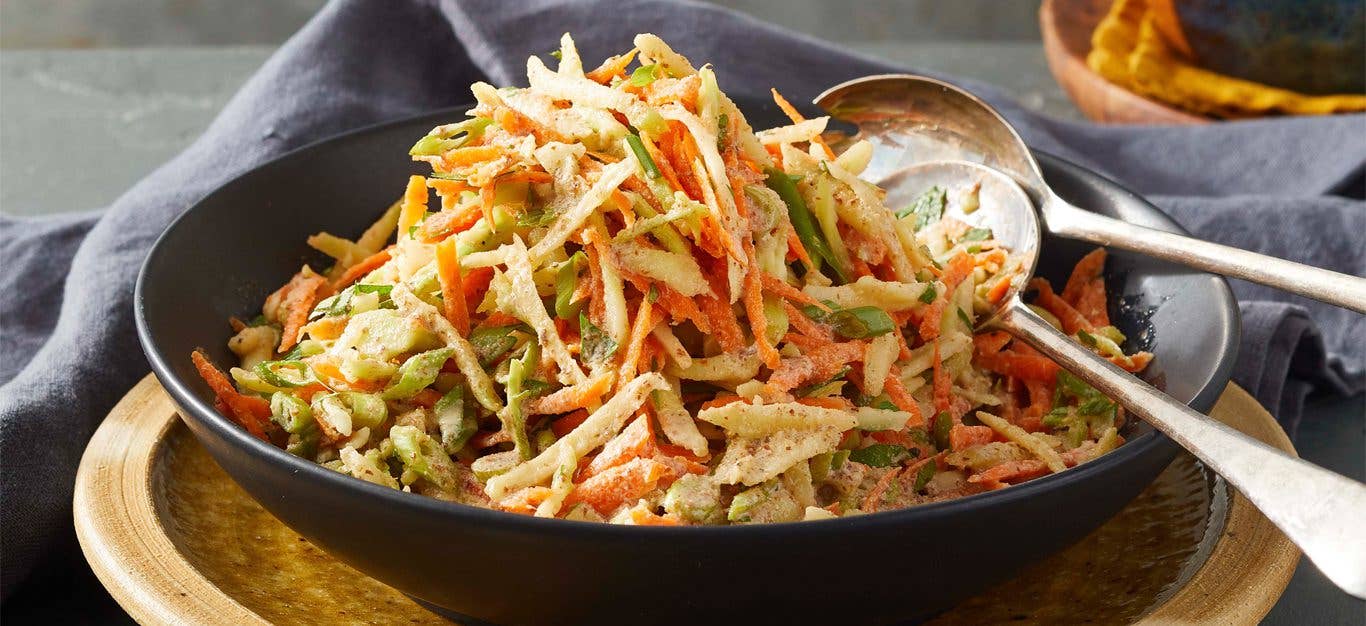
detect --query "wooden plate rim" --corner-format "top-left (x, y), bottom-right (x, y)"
top-left (74, 374), bottom-right (1296, 624)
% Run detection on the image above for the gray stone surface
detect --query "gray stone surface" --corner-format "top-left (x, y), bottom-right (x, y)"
top-left (0, 42), bottom-right (1075, 217)
top-left (0, 1), bottom-right (1041, 49)
top-left (1, 47), bottom-right (272, 216)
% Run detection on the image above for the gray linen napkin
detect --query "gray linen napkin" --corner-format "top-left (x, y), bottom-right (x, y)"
top-left (1, 0), bottom-right (1361, 600)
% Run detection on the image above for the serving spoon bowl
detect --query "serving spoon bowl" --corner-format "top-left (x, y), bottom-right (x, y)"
top-left (818, 76), bottom-right (1366, 598)
top-left (816, 74), bottom-right (1366, 313)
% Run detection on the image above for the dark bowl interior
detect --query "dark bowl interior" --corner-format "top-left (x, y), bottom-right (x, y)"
top-left (136, 99), bottom-right (1237, 625)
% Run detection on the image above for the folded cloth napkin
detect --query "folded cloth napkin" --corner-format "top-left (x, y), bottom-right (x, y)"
top-left (1, 0), bottom-right (1361, 600)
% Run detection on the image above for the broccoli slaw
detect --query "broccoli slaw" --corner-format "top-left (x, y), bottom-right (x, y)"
top-left (191, 33), bottom-right (1154, 525)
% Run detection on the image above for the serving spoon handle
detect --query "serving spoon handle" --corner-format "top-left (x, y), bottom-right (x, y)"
top-left (1043, 198), bottom-right (1366, 313)
top-left (990, 298), bottom-right (1366, 599)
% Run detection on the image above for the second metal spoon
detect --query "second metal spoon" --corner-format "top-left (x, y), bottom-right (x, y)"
top-left (882, 158), bottom-right (1366, 599)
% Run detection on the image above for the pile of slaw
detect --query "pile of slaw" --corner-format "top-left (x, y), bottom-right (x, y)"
top-left (192, 34), bottom-right (1153, 525)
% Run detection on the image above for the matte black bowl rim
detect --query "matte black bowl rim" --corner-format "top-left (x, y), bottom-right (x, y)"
top-left (135, 106), bottom-right (1239, 539)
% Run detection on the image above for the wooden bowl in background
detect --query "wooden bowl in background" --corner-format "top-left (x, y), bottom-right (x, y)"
top-left (1040, 0), bottom-right (1209, 125)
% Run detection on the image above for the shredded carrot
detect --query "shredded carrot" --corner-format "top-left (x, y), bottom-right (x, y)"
top-left (698, 292), bottom-right (745, 353)
top-left (497, 169), bottom-right (553, 185)
top-left (411, 388), bottom-right (444, 408)
top-left (862, 465), bottom-right (902, 512)
top-left (743, 243), bottom-right (781, 369)
top-left (770, 88), bottom-right (836, 160)
top-left (275, 270), bottom-right (329, 352)
top-left (421, 204), bottom-right (484, 242)
top-left (565, 457), bottom-right (675, 515)
top-left (497, 486), bottom-right (553, 515)
top-left (641, 134), bottom-right (687, 199)
top-left (301, 316), bottom-right (348, 341)
top-left (462, 266), bottom-right (494, 313)
top-left (191, 350), bottom-right (271, 440)
top-left (969, 459), bottom-right (1049, 489)
top-left (891, 322), bottom-right (913, 361)
top-left (550, 410), bottom-right (590, 438)
top-left (785, 223), bottom-right (816, 271)
top-left (583, 416), bottom-right (657, 478)
top-left (941, 251), bottom-right (976, 290)
top-left (949, 424), bottom-right (995, 451)
top-left (1030, 278), bottom-right (1094, 334)
top-left (783, 301), bottom-right (834, 343)
top-left (975, 349), bottom-right (1060, 381)
top-left (628, 508), bottom-right (680, 526)
top-left (471, 428), bottom-right (513, 450)
top-left (397, 175), bottom-right (430, 238)
top-left (617, 298), bottom-right (658, 390)
top-left (1110, 351), bottom-right (1154, 373)
top-left (441, 145), bottom-right (502, 169)
top-left (585, 49), bottom-right (638, 84)
top-left (932, 342), bottom-right (953, 414)
top-left (478, 184), bottom-right (497, 226)
top-left (918, 251), bottom-right (976, 341)
top-left (435, 238), bottom-right (470, 335)
top-left (1074, 278), bottom-right (1110, 327)
top-left (760, 272), bottom-right (826, 309)
top-left (973, 330), bottom-right (1013, 354)
top-left (527, 374), bottom-right (614, 416)
top-left (1062, 248), bottom-right (1107, 305)
top-left (428, 178), bottom-right (474, 196)
top-left (986, 270), bottom-right (1017, 304)
top-left (699, 395), bottom-right (745, 411)
top-left (765, 356), bottom-right (816, 394)
top-left (332, 248), bottom-right (392, 289)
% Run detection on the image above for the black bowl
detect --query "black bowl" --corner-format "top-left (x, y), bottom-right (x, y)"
top-left (136, 101), bottom-right (1238, 625)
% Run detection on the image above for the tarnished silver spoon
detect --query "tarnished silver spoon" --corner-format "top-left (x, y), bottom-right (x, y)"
top-left (815, 74), bottom-right (1366, 313)
top-left (815, 76), bottom-right (1366, 598)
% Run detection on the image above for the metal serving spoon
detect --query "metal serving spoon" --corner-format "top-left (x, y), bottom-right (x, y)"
top-left (815, 75), bottom-right (1366, 598)
top-left (815, 74), bottom-right (1366, 313)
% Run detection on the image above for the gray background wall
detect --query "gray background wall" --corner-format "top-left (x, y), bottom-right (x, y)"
top-left (0, 0), bottom-right (1044, 48)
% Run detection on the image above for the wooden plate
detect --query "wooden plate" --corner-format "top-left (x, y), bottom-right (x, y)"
top-left (1039, 0), bottom-right (1210, 124)
top-left (75, 375), bottom-right (1296, 624)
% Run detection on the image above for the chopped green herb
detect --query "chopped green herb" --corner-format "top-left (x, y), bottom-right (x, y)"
top-left (434, 386), bottom-right (475, 453)
top-left (626, 134), bottom-right (661, 179)
top-left (647, 284), bottom-right (660, 304)
top-left (579, 312), bottom-right (619, 363)
top-left (765, 167), bottom-right (848, 284)
top-left (716, 112), bottom-right (729, 148)
top-left (469, 325), bottom-right (525, 367)
top-left (796, 365), bottom-right (851, 397)
top-left (1077, 329), bottom-right (1098, 348)
top-left (849, 444), bottom-right (910, 468)
top-left (550, 50), bottom-right (563, 60)
top-left (961, 227), bottom-right (993, 242)
top-left (896, 186), bottom-right (946, 230)
top-left (382, 348), bottom-right (455, 400)
top-left (629, 63), bottom-right (662, 86)
top-left (408, 118), bottom-right (491, 157)
top-left (828, 306), bottom-right (895, 339)
top-left (933, 411), bottom-right (953, 451)
top-left (254, 360), bottom-right (311, 388)
top-left (517, 206), bottom-right (559, 228)
top-left (555, 251), bottom-right (588, 319)
top-left (913, 461), bottom-right (937, 492)
top-left (919, 284), bottom-right (938, 304)
top-left (956, 307), bottom-right (974, 328)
